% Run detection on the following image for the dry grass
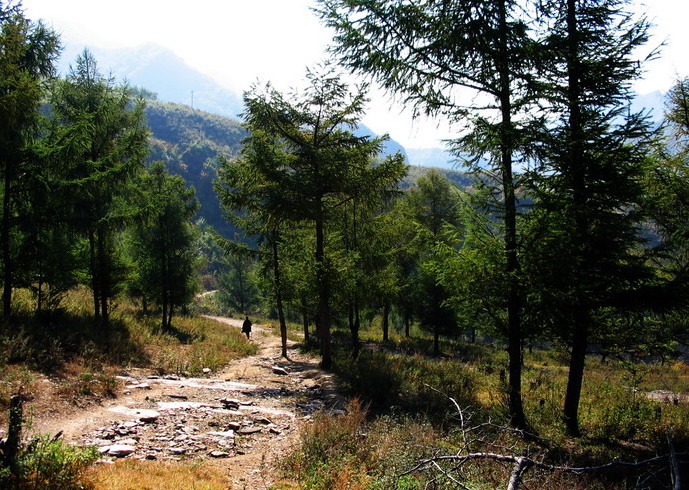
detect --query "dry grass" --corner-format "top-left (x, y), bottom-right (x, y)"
top-left (85, 460), bottom-right (230, 489)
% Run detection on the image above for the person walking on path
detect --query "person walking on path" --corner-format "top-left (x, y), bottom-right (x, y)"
top-left (242, 316), bottom-right (252, 340)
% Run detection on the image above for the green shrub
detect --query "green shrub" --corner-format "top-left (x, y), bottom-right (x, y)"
top-left (0, 436), bottom-right (98, 489)
top-left (332, 349), bottom-right (478, 424)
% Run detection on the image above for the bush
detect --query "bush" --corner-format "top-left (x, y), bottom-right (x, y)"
top-left (332, 349), bottom-right (478, 424)
top-left (0, 436), bottom-right (98, 489)
top-left (284, 399), bottom-right (437, 489)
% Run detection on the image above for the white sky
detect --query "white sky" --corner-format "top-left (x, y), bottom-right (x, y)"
top-left (20, 0), bottom-right (689, 149)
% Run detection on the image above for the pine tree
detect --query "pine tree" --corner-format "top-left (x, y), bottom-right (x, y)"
top-left (0, 4), bottom-right (59, 317)
top-left (531, 0), bottom-right (655, 435)
top-left (48, 49), bottom-right (148, 327)
top-left (129, 162), bottom-right (200, 331)
top-left (219, 67), bottom-right (406, 367)
top-left (318, 0), bottom-right (534, 426)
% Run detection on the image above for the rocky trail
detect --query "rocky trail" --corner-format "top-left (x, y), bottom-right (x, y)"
top-left (30, 316), bottom-right (345, 489)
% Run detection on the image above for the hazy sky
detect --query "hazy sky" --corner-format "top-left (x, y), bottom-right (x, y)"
top-left (20, 0), bottom-right (689, 149)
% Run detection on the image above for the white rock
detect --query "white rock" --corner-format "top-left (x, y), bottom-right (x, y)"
top-left (209, 450), bottom-right (229, 458)
top-left (207, 430), bottom-right (235, 439)
top-left (106, 444), bottom-right (136, 457)
top-left (136, 409), bottom-right (160, 423)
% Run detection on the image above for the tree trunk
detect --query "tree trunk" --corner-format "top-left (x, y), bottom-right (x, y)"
top-left (497, 0), bottom-right (525, 430)
top-left (404, 311), bottom-right (411, 337)
top-left (382, 300), bottom-right (390, 342)
top-left (433, 324), bottom-right (440, 356)
top-left (315, 212), bottom-right (332, 369)
top-left (271, 234), bottom-right (288, 358)
top-left (96, 227), bottom-right (109, 328)
top-left (562, 0), bottom-right (589, 437)
top-left (2, 161), bottom-right (11, 319)
top-left (301, 294), bottom-right (310, 344)
top-left (564, 310), bottom-right (588, 436)
top-left (88, 229), bottom-right (100, 321)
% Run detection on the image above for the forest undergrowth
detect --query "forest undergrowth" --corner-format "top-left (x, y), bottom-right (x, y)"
top-left (282, 321), bottom-right (689, 489)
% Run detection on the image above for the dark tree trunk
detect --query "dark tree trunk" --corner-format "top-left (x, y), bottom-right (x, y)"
top-left (562, 0), bottom-right (589, 437)
top-left (315, 212), bottom-right (332, 369)
top-left (564, 310), bottom-right (588, 436)
top-left (498, 0), bottom-right (525, 430)
top-left (96, 227), bottom-right (109, 328)
top-left (301, 294), bottom-right (310, 344)
top-left (433, 324), bottom-right (440, 356)
top-left (88, 229), bottom-right (100, 321)
top-left (382, 300), bottom-right (390, 342)
top-left (3, 395), bottom-right (22, 468)
top-left (2, 161), bottom-right (11, 319)
top-left (404, 311), bottom-right (411, 337)
top-left (271, 234), bottom-right (288, 358)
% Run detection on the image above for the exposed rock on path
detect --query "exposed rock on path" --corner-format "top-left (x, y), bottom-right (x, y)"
top-left (31, 315), bottom-right (344, 489)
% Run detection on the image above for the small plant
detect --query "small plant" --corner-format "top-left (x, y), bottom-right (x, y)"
top-left (0, 435), bottom-right (98, 489)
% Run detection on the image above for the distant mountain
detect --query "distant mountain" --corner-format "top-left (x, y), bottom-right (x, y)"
top-left (58, 42), bottom-right (408, 160)
top-left (406, 147), bottom-right (457, 169)
top-left (143, 100), bottom-right (472, 237)
top-left (58, 43), bottom-right (244, 118)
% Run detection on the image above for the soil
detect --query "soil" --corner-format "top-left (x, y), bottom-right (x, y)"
top-left (26, 316), bottom-right (345, 489)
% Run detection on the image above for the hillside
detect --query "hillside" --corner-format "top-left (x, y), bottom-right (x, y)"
top-left (142, 99), bottom-right (474, 237)
top-left (144, 100), bottom-right (246, 236)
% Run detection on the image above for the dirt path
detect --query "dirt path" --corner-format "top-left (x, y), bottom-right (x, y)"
top-left (30, 316), bottom-right (344, 489)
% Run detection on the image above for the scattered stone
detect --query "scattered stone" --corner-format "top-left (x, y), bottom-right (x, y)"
top-left (269, 427), bottom-right (282, 435)
top-left (226, 422), bottom-right (241, 431)
top-left (130, 383), bottom-right (151, 390)
top-left (256, 417), bottom-right (272, 425)
top-left (220, 398), bottom-right (240, 410)
top-left (272, 366), bottom-right (289, 376)
top-left (169, 447), bottom-right (186, 455)
top-left (137, 410), bottom-right (160, 423)
top-left (207, 430), bottom-right (235, 439)
top-left (167, 393), bottom-right (188, 400)
top-left (105, 445), bottom-right (136, 457)
top-left (238, 427), bottom-right (262, 435)
top-left (209, 450), bottom-right (229, 458)
top-left (117, 438), bottom-right (138, 446)
top-left (203, 368), bottom-right (212, 374)
top-left (302, 379), bottom-right (321, 390)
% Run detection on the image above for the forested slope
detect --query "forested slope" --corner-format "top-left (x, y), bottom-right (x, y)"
top-left (142, 98), bottom-right (473, 236)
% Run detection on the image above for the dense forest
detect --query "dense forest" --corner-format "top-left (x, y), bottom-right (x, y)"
top-left (2, 0), bottom-right (689, 488)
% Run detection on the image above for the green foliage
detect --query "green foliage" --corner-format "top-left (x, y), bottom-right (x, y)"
top-left (144, 100), bottom-right (246, 237)
top-left (332, 348), bottom-right (478, 421)
top-left (127, 161), bottom-right (200, 330)
top-left (46, 48), bottom-right (149, 326)
top-left (216, 252), bottom-right (260, 315)
top-left (0, 3), bottom-right (61, 317)
top-left (217, 66), bottom-right (407, 365)
top-left (0, 436), bottom-right (98, 490)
